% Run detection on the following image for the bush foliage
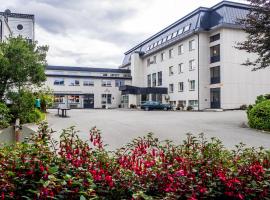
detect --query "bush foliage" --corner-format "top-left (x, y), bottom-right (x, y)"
top-left (0, 123), bottom-right (269, 199)
top-left (0, 103), bottom-right (12, 129)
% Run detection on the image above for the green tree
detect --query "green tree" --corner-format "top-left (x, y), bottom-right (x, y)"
top-left (236, 0), bottom-right (270, 70)
top-left (0, 36), bottom-right (48, 100)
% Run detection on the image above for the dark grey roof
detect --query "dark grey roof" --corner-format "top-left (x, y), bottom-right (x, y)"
top-left (121, 1), bottom-right (251, 66)
top-left (0, 12), bottom-right (34, 19)
top-left (46, 65), bottom-right (131, 73)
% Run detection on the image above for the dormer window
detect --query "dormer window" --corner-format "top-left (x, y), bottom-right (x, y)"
top-left (183, 24), bottom-right (191, 32)
top-left (178, 28), bottom-right (184, 35)
top-left (172, 31), bottom-right (177, 38)
top-left (167, 34), bottom-right (172, 40)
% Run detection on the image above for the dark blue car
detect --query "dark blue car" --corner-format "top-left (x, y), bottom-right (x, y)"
top-left (141, 101), bottom-right (172, 111)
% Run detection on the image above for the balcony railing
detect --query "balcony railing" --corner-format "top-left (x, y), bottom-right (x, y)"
top-left (210, 55), bottom-right (220, 63)
top-left (210, 77), bottom-right (220, 84)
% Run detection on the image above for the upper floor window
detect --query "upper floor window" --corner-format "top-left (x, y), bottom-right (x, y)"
top-left (210, 66), bottom-right (221, 84)
top-left (189, 40), bottom-right (195, 51)
top-left (103, 74), bottom-right (108, 77)
top-left (169, 66), bottom-right (174, 76)
top-left (115, 80), bottom-right (125, 87)
top-left (169, 84), bottom-right (174, 93)
top-left (189, 60), bottom-right (195, 71)
top-left (101, 80), bottom-right (112, 87)
top-left (178, 44), bottom-right (184, 55)
top-left (210, 44), bottom-right (220, 63)
top-left (172, 31), bottom-right (178, 38)
top-left (54, 79), bottom-right (64, 85)
top-left (169, 48), bottom-right (173, 58)
top-left (153, 55), bottom-right (157, 64)
top-left (147, 58), bottom-right (151, 66)
top-left (152, 73), bottom-right (157, 87)
top-left (183, 24), bottom-right (191, 32)
top-left (147, 74), bottom-right (151, 87)
top-left (189, 80), bottom-right (195, 91)
top-left (167, 34), bottom-right (172, 40)
top-left (158, 71), bottom-right (162, 86)
top-left (210, 33), bottom-right (220, 43)
top-left (69, 80), bottom-right (80, 86)
top-left (83, 80), bottom-right (94, 86)
top-left (111, 74), bottom-right (120, 77)
top-left (178, 63), bottom-right (184, 73)
top-left (161, 52), bottom-right (164, 62)
top-left (178, 82), bottom-right (184, 92)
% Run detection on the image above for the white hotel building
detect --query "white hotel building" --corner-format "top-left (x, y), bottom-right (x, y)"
top-left (119, 1), bottom-right (270, 110)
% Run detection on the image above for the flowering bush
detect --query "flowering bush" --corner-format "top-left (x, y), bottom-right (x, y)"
top-left (0, 122), bottom-right (270, 199)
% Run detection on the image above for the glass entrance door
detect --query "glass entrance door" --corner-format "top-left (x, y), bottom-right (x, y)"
top-left (210, 88), bottom-right (221, 108)
top-left (83, 94), bottom-right (94, 109)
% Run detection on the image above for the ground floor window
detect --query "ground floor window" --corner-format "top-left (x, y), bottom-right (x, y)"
top-left (141, 94), bottom-right (149, 104)
top-left (157, 94), bottom-right (162, 103)
top-left (178, 100), bottom-right (186, 107)
top-left (54, 95), bottom-right (65, 103)
top-left (152, 94), bottom-right (157, 102)
top-left (169, 101), bottom-right (176, 106)
top-left (188, 100), bottom-right (198, 107)
top-left (68, 95), bottom-right (80, 103)
top-left (101, 94), bottom-right (112, 104)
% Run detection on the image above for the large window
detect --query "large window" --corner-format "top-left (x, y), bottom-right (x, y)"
top-left (54, 79), bottom-right (64, 85)
top-left (68, 95), bottom-right (80, 103)
top-left (54, 95), bottom-right (65, 103)
top-left (188, 100), bottom-right (198, 107)
top-left (189, 40), bottom-right (195, 51)
top-left (158, 71), bottom-right (162, 86)
top-left (178, 63), bottom-right (184, 73)
top-left (178, 44), bottom-right (184, 55)
top-left (83, 80), bottom-right (94, 86)
top-left (210, 33), bottom-right (220, 43)
top-left (69, 80), bottom-right (80, 86)
top-left (210, 66), bottom-right (221, 84)
top-left (178, 82), bottom-right (184, 92)
top-left (152, 73), bottom-right (157, 87)
top-left (189, 60), bottom-right (195, 71)
top-left (169, 48), bottom-right (173, 58)
top-left (101, 94), bottom-right (112, 104)
top-left (101, 80), bottom-right (112, 87)
top-left (169, 66), bottom-right (174, 76)
top-left (210, 44), bottom-right (220, 63)
top-left (189, 80), bottom-right (195, 91)
top-left (147, 74), bottom-right (151, 87)
top-left (169, 84), bottom-right (174, 93)
top-left (115, 80), bottom-right (125, 87)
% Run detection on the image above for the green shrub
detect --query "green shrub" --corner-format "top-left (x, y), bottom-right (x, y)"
top-left (187, 105), bottom-right (193, 111)
top-left (0, 102), bottom-right (12, 129)
top-left (255, 94), bottom-right (270, 104)
top-left (25, 109), bottom-right (45, 123)
top-left (247, 100), bottom-right (270, 131)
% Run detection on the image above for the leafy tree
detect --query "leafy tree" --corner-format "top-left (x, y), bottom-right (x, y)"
top-left (0, 36), bottom-right (48, 100)
top-left (237, 0), bottom-right (270, 70)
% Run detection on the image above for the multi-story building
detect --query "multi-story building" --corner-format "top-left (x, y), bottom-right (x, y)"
top-left (0, 9), bottom-right (34, 42)
top-left (45, 66), bottom-right (131, 109)
top-left (119, 1), bottom-right (270, 110)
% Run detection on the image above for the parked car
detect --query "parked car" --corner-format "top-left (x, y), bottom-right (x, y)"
top-left (141, 101), bottom-right (172, 111)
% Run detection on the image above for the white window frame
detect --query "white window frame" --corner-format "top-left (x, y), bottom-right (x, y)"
top-left (189, 60), bottom-right (195, 71)
top-left (178, 44), bottom-right (184, 55)
top-left (178, 63), bottom-right (184, 74)
top-left (101, 80), bottom-right (112, 87)
top-left (169, 66), bottom-right (174, 76)
top-left (169, 48), bottom-right (173, 58)
top-left (178, 82), bottom-right (184, 92)
top-left (189, 40), bottom-right (195, 51)
top-left (169, 84), bottom-right (174, 93)
top-left (189, 80), bottom-right (195, 91)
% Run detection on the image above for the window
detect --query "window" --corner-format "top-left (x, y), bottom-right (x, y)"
top-left (158, 71), bottom-right (162, 86)
top-left (189, 60), bottom-right (195, 71)
top-left (68, 95), bottom-right (80, 103)
top-left (189, 40), bottom-right (195, 51)
top-left (101, 80), bottom-right (112, 87)
top-left (169, 48), bottom-right (173, 58)
top-left (153, 42), bottom-right (157, 48)
top-left (210, 33), bottom-right (220, 43)
top-left (147, 74), bottom-right (151, 87)
top-left (103, 74), bottom-right (108, 77)
top-left (169, 66), bottom-right (174, 76)
top-left (147, 58), bottom-right (151, 66)
top-left (54, 95), bottom-right (64, 103)
top-left (188, 100), bottom-right (198, 107)
top-left (161, 52), bottom-right (164, 62)
top-left (178, 44), bottom-right (184, 55)
top-left (169, 84), bottom-right (174, 93)
top-left (183, 24), bottom-right (191, 32)
top-left (210, 44), bottom-right (220, 63)
top-left (115, 80), bottom-right (125, 87)
top-left (157, 40), bottom-right (162, 45)
top-left (167, 34), bottom-right (172, 40)
top-left (69, 79), bottom-right (80, 86)
top-left (83, 80), bottom-right (94, 86)
top-left (111, 74), bottom-right (120, 77)
top-left (153, 55), bottom-right (157, 64)
top-left (178, 63), bottom-right (184, 73)
top-left (210, 66), bottom-right (220, 84)
top-left (54, 79), bottom-right (64, 85)
top-left (178, 82), bottom-right (184, 92)
top-left (162, 37), bottom-right (167, 43)
top-left (189, 80), bottom-right (195, 91)
top-left (178, 28), bottom-right (183, 35)
top-left (172, 31), bottom-right (177, 38)
top-left (101, 94), bottom-right (112, 104)
top-left (152, 73), bottom-right (157, 87)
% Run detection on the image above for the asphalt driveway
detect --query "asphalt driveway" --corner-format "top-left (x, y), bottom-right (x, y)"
top-left (46, 109), bottom-right (270, 150)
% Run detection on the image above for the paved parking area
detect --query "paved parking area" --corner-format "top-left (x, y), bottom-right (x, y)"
top-left (47, 109), bottom-right (270, 150)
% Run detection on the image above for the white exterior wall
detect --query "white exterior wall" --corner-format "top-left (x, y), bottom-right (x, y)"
top-left (7, 17), bottom-right (34, 40)
top-left (219, 28), bottom-right (270, 109)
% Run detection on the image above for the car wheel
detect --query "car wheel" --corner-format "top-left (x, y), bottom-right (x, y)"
top-left (163, 107), bottom-right (168, 111)
top-left (145, 107), bottom-right (149, 111)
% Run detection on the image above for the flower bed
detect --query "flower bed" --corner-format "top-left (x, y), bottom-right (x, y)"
top-left (0, 123), bottom-right (269, 199)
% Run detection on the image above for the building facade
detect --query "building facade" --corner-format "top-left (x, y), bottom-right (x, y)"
top-left (119, 1), bottom-right (270, 110)
top-left (0, 9), bottom-right (34, 42)
top-left (45, 66), bottom-right (131, 109)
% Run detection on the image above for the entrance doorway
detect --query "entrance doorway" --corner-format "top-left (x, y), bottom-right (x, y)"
top-left (83, 94), bottom-right (94, 109)
top-left (210, 88), bottom-right (221, 108)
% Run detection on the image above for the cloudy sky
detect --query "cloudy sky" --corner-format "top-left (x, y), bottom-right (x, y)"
top-left (0, 0), bottom-right (247, 68)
